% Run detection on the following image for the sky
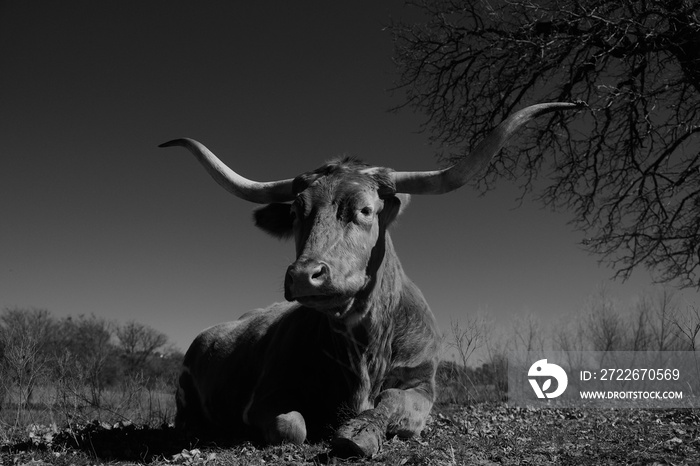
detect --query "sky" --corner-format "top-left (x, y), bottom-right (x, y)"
top-left (1, 1), bottom-right (697, 357)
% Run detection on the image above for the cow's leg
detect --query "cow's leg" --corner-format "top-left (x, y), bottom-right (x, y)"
top-left (263, 411), bottom-right (307, 445)
top-left (175, 367), bottom-right (208, 433)
top-left (244, 399), bottom-right (307, 445)
top-left (332, 387), bottom-right (433, 458)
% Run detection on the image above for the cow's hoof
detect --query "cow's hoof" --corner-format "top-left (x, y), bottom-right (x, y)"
top-left (331, 416), bottom-right (384, 458)
top-left (265, 411), bottom-right (307, 445)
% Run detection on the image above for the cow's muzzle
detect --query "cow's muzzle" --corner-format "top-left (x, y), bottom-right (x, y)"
top-left (284, 259), bottom-right (330, 302)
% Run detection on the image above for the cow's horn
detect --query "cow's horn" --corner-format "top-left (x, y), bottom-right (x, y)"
top-left (159, 138), bottom-right (296, 204)
top-left (391, 102), bottom-right (583, 195)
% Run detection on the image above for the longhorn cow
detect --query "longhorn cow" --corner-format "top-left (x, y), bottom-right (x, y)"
top-left (162, 102), bottom-right (579, 457)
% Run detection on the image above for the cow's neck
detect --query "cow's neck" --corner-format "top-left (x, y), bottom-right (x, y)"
top-left (326, 230), bottom-right (406, 411)
top-left (332, 229), bottom-right (404, 349)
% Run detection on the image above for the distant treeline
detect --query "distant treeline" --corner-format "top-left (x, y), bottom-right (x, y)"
top-left (437, 288), bottom-right (700, 405)
top-left (0, 307), bottom-right (183, 414)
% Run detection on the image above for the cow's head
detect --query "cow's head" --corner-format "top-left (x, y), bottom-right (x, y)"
top-left (160, 103), bottom-right (581, 318)
top-left (253, 159), bottom-right (408, 315)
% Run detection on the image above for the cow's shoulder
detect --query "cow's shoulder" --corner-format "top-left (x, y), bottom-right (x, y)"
top-left (390, 276), bottom-right (440, 363)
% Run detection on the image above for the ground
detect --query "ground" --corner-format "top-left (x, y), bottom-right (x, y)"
top-left (2, 404), bottom-right (700, 465)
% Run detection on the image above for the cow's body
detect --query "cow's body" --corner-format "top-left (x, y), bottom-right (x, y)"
top-left (177, 244), bottom-right (438, 444)
top-left (163, 102), bottom-right (581, 457)
top-left (174, 158), bottom-right (439, 456)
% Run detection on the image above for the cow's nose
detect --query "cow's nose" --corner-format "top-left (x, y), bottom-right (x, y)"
top-left (284, 259), bottom-right (330, 299)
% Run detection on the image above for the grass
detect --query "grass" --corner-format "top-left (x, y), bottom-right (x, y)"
top-left (0, 383), bottom-right (176, 444)
top-left (2, 402), bottom-right (700, 465)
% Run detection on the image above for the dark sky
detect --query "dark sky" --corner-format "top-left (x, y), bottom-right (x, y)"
top-left (2, 1), bottom-right (696, 354)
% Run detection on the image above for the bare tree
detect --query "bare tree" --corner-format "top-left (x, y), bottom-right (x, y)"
top-left (482, 339), bottom-right (509, 400)
top-left (56, 315), bottom-right (115, 406)
top-left (552, 314), bottom-right (590, 377)
top-left (449, 314), bottom-right (491, 368)
top-left (115, 321), bottom-right (168, 377)
top-left (444, 315), bottom-right (493, 400)
top-left (583, 289), bottom-right (625, 351)
top-left (0, 308), bottom-right (56, 420)
top-left (635, 289), bottom-right (685, 350)
top-left (554, 313), bottom-right (587, 352)
top-left (628, 300), bottom-right (653, 351)
top-left (510, 313), bottom-right (546, 354)
top-left (391, 0), bottom-right (700, 286)
top-left (674, 304), bottom-right (700, 350)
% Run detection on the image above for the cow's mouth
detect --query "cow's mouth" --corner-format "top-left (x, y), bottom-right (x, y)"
top-left (295, 295), bottom-right (353, 312)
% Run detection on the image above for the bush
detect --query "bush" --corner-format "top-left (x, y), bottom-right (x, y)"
top-left (0, 307), bottom-right (183, 435)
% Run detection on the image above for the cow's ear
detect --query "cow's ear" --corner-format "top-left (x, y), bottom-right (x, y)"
top-left (253, 203), bottom-right (294, 239)
top-left (380, 194), bottom-right (410, 227)
top-left (395, 193), bottom-right (411, 216)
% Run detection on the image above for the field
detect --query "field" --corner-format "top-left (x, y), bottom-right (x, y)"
top-left (0, 383), bottom-right (175, 433)
top-left (2, 403), bottom-right (699, 465)
top-left (3, 306), bottom-right (700, 464)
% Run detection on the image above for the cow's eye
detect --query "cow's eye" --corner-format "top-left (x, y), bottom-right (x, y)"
top-left (352, 205), bottom-right (374, 224)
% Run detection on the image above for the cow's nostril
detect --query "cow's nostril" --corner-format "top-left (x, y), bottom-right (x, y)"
top-left (311, 264), bottom-right (328, 283)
